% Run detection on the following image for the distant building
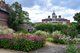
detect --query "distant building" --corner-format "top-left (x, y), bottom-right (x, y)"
top-left (42, 11), bottom-right (70, 24)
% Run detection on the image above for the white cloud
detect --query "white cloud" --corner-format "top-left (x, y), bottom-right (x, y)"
top-left (22, 0), bottom-right (80, 23)
top-left (23, 5), bottom-right (52, 22)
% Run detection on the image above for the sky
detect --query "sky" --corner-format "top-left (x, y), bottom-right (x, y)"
top-left (5, 0), bottom-right (80, 23)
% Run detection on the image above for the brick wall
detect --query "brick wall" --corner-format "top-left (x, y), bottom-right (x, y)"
top-left (0, 10), bottom-right (9, 26)
top-left (0, 1), bottom-right (9, 26)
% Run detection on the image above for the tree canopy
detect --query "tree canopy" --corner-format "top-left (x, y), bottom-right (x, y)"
top-left (73, 12), bottom-right (80, 33)
top-left (8, 2), bottom-right (30, 31)
top-left (73, 12), bottom-right (80, 23)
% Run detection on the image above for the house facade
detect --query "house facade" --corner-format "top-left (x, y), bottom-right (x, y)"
top-left (42, 11), bottom-right (70, 25)
top-left (0, 0), bottom-right (9, 26)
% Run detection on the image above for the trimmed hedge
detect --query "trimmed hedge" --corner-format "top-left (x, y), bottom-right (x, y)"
top-left (35, 23), bottom-right (68, 33)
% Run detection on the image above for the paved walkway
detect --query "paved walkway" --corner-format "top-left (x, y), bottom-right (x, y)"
top-left (0, 42), bottom-right (66, 53)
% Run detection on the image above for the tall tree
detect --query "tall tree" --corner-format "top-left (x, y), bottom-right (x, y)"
top-left (73, 12), bottom-right (80, 33)
top-left (8, 2), bottom-right (30, 31)
top-left (73, 12), bottom-right (80, 24)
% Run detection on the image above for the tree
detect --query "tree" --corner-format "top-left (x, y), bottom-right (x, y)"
top-left (67, 25), bottom-right (78, 39)
top-left (8, 2), bottom-right (30, 31)
top-left (73, 12), bottom-right (80, 24)
top-left (73, 12), bottom-right (80, 33)
top-left (23, 11), bottom-right (30, 23)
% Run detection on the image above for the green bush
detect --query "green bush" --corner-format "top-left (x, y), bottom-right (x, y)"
top-left (16, 28), bottom-right (28, 34)
top-left (67, 25), bottom-right (78, 39)
top-left (66, 44), bottom-right (79, 53)
top-left (0, 34), bottom-right (45, 52)
top-left (34, 30), bottom-right (49, 38)
top-left (52, 31), bottom-right (66, 44)
top-left (35, 23), bottom-right (68, 33)
top-left (46, 38), bottom-right (53, 42)
top-left (0, 39), bottom-right (11, 48)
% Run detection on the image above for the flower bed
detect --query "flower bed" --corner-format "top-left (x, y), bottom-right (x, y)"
top-left (0, 34), bottom-right (45, 52)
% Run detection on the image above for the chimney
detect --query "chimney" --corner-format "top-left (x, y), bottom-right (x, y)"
top-left (48, 15), bottom-right (50, 19)
top-left (59, 15), bottom-right (61, 18)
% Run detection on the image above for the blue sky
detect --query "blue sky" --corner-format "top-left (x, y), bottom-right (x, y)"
top-left (5, 0), bottom-right (80, 22)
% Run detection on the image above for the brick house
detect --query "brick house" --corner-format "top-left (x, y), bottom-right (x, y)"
top-left (0, 0), bottom-right (9, 27)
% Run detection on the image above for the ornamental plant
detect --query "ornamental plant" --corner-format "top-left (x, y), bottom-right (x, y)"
top-left (67, 25), bottom-right (78, 39)
top-left (52, 31), bottom-right (66, 44)
top-left (0, 26), bottom-right (14, 34)
top-left (0, 33), bottom-right (45, 52)
top-left (66, 44), bottom-right (79, 53)
top-left (34, 30), bottom-right (49, 38)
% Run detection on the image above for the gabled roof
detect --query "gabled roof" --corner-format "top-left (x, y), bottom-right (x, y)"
top-left (0, 7), bottom-right (9, 14)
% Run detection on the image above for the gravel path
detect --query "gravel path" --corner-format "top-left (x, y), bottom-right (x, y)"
top-left (0, 49), bottom-right (27, 53)
top-left (30, 42), bottom-right (66, 53)
top-left (0, 42), bottom-right (66, 53)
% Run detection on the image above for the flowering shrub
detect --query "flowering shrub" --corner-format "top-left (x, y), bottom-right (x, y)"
top-left (0, 34), bottom-right (13, 39)
top-left (34, 30), bottom-right (49, 38)
top-left (0, 26), bottom-right (14, 34)
top-left (0, 34), bottom-right (45, 52)
top-left (52, 31), bottom-right (66, 44)
top-left (24, 35), bottom-right (44, 42)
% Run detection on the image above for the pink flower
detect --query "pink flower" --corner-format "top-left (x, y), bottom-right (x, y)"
top-left (24, 35), bottom-right (44, 41)
top-left (0, 34), bottom-right (13, 39)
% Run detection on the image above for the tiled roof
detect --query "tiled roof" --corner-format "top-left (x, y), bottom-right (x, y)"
top-left (42, 18), bottom-right (52, 21)
top-left (42, 18), bottom-right (69, 21)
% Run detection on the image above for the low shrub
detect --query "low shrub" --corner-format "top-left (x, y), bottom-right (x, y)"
top-left (46, 38), bottom-right (53, 42)
top-left (16, 28), bottom-right (28, 34)
top-left (66, 44), bottom-right (79, 53)
top-left (0, 34), bottom-right (45, 52)
top-left (67, 38), bottom-right (77, 44)
top-left (74, 38), bottom-right (80, 44)
top-left (67, 26), bottom-right (78, 39)
top-left (53, 38), bottom-right (66, 44)
top-left (0, 26), bottom-right (14, 34)
top-left (34, 30), bottom-right (49, 38)
top-left (52, 31), bottom-right (66, 44)
top-left (35, 23), bottom-right (68, 33)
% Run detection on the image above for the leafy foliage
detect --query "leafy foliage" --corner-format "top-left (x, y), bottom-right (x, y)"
top-left (8, 2), bottom-right (30, 31)
top-left (73, 12), bottom-right (80, 23)
top-left (46, 38), bottom-right (53, 42)
top-left (34, 30), bottom-right (49, 38)
top-left (35, 23), bottom-right (68, 33)
top-left (52, 31), bottom-right (66, 44)
top-left (73, 12), bottom-right (80, 33)
top-left (67, 25), bottom-right (78, 39)
top-left (0, 34), bottom-right (45, 52)
top-left (66, 44), bottom-right (79, 53)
